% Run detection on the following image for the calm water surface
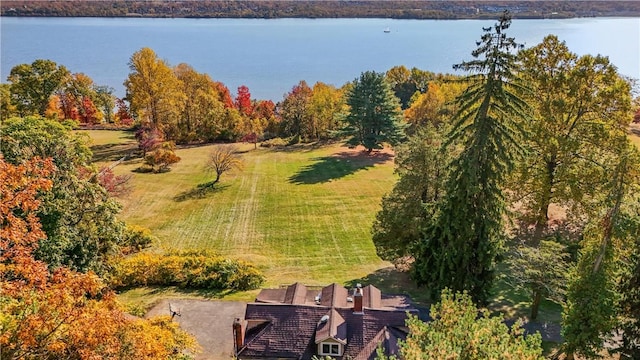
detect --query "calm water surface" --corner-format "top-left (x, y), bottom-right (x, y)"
top-left (1, 17), bottom-right (638, 101)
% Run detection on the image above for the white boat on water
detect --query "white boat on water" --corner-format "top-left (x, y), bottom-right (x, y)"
top-left (384, 27), bottom-right (391, 33)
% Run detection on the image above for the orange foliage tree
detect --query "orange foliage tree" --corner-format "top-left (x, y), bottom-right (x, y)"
top-left (0, 156), bottom-right (197, 359)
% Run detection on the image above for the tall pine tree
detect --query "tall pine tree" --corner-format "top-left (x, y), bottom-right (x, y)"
top-left (341, 71), bottom-right (405, 152)
top-left (412, 11), bottom-right (529, 303)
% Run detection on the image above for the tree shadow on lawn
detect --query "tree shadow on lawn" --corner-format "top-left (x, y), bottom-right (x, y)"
top-left (89, 132), bottom-right (138, 162)
top-left (174, 182), bottom-right (230, 202)
top-left (289, 151), bottom-right (393, 184)
top-left (267, 139), bottom-right (341, 153)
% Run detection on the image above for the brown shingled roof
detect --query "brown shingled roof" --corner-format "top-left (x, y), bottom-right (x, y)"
top-left (254, 288), bottom-right (285, 303)
top-left (354, 326), bottom-right (407, 360)
top-left (237, 283), bottom-right (419, 360)
top-left (363, 285), bottom-right (381, 309)
top-left (315, 308), bottom-right (347, 345)
top-left (284, 282), bottom-right (307, 304)
top-left (320, 283), bottom-right (348, 308)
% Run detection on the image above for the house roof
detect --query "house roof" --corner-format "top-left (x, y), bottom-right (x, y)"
top-left (238, 283), bottom-right (419, 359)
top-left (284, 282), bottom-right (308, 305)
top-left (321, 283), bottom-right (348, 308)
top-left (254, 282), bottom-right (412, 310)
top-left (315, 308), bottom-right (347, 344)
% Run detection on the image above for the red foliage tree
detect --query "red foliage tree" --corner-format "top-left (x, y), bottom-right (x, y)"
top-left (235, 85), bottom-right (253, 116)
top-left (254, 99), bottom-right (276, 120)
top-left (215, 82), bottom-right (234, 108)
top-left (135, 126), bottom-right (164, 157)
top-left (115, 98), bottom-right (134, 126)
top-left (58, 92), bottom-right (77, 120)
top-left (80, 97), bottom-right (100, 124)
top-left (97, 166), bottom-right (132, 196)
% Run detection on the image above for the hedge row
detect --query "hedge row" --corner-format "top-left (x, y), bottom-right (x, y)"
top-left (108, 250), bottom-right (265, 291)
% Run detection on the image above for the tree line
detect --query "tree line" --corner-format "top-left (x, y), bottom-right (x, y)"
top-left (2, 0), bottom-right (640, 19)
top-left (2, 48), bottom-right (418, 161)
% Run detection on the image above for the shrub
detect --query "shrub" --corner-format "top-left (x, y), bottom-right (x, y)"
top-left (121, 225), bottom-right (156, 254)
top-left (108, 250), bottom-right (265, 292)
top-left (144, 142), bottom-right (181, 173)
top-left (260, 137), bottom-right (287, 148)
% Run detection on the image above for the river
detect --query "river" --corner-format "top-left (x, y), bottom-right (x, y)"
top-left (1, 17), bottom-right (638, 101)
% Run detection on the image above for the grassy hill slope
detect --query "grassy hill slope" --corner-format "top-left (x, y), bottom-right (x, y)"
top-left (88, 130), bottom-right (397, 288)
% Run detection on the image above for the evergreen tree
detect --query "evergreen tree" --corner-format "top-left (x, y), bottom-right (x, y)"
top-left (372, 123), bottom-right (452, 267)
top-left (341, 71), bottom-right (405, 152)
top-left (411, 11), bottom-right (529, 303)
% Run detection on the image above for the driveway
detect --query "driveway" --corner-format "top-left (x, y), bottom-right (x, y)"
top-left (146, 299), bottom-right (246, 360)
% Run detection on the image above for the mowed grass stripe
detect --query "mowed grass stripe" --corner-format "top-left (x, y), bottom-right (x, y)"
top-left (86, 131), bottom-right (397, 287)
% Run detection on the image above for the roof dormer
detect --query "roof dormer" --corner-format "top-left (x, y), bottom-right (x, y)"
top-left (315, 308), bottom-right (347, 356)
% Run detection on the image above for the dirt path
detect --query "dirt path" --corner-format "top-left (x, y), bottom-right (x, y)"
top-left (146, 299), bottom-right (246, 360)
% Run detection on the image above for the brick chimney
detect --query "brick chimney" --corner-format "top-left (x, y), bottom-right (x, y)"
top-left (233, 318), bottom-right (244, 354)
top-left (353, 285), bottom-right (363, 314)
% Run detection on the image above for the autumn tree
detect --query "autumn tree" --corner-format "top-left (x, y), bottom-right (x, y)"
top-left (8, 59), bottom-right (70, 116)
top-left (279, 80), bottom-right (313, 140)
top-left (125, 47), bottom-right (185, 138)
top-left (174, 63), bottom-right (230, 142)
top-left (0, 157), bottom-right (197, 359)
top-left (388, 289), bottom-right (543, 360)
top-left (135, 125), bottom-right (164, 157)
top-left (115, 98), bottom-right (133, 126)
top-left (514, 35), bottom-right (633, 242)
top-left (235, 85), bottom-right (253, 117)
top-left (1, 116), bottom-right (124, 273)
top-left (144, 141), bottom-right (181, 173)
top-left (97, 166), bottom-right (132, 197)
top-left (385, 65), bottom-right (415, 109)
top-left (341, 71), bottom-right (405, 153)
top-left (412, 12), bottom-right (529, 303)
top-left (254, 99), bottom-right (279, 138)
top-left (404, 80), bottom-right (464, 133)
top-left (56, 72), bottom-right (100, 123)
top-left (80, 96), bottom-right (101, 124)
top-left (385, 66), bottom-right (435, 109)
top-left (206, 145), bottom-right (244, 185)
top-left (0, 83), bottom-right (18, 121)
top-left (308, 82), bottom-right (345, 140)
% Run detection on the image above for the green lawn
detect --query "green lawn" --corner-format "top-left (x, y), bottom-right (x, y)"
top-left (84, 130), bottom-right (401, 293)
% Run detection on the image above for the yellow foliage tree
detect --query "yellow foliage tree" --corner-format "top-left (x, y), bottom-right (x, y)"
top-left (0, 156), bottom-right (198, 359)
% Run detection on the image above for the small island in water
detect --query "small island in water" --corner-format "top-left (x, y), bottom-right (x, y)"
top-left (2, 0), bottom-right (640, 19)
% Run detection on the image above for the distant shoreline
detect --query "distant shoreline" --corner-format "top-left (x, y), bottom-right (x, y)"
top-left (2, 1), bottom-right (640, 20)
